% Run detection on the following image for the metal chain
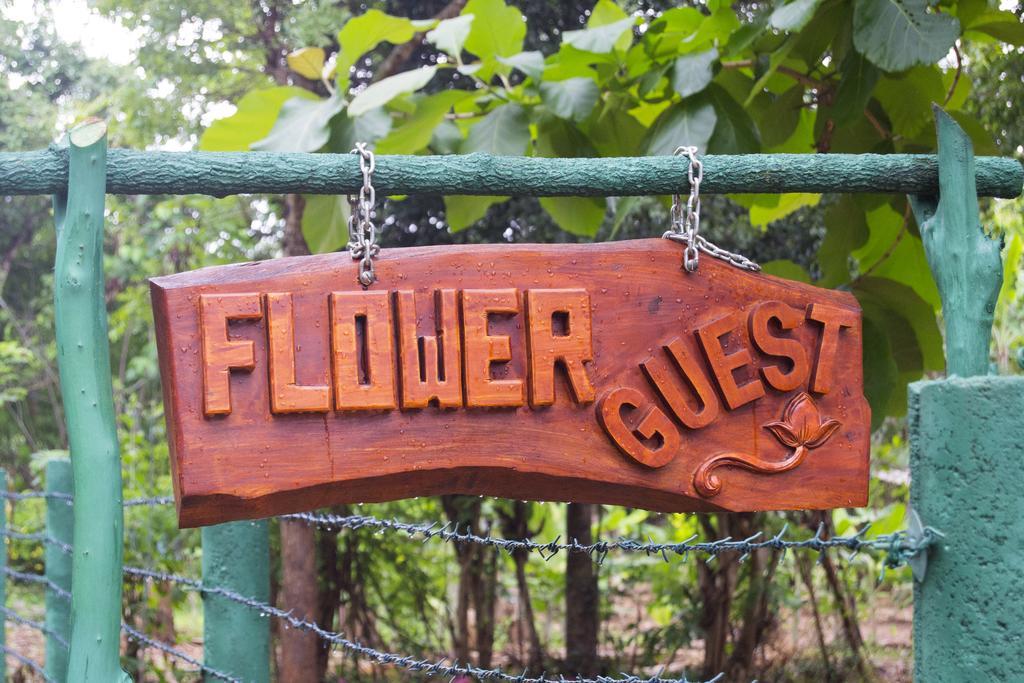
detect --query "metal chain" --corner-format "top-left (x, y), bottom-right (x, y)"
top-left (665, 146), bottom-right (760, 273)
top-left (347, 142), bottom-right (380, 287)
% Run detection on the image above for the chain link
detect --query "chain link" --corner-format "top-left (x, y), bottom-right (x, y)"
top-left (664, 146), bottom-right (760, 273)
top-left (347, 142), bottom-right (380, 287)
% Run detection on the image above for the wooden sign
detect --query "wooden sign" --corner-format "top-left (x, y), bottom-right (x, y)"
top-left (151, 239), bottom-right (869, 527)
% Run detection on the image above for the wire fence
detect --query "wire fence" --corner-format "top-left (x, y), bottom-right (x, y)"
top-left (2, 487), bottom-right (938, 682)
top-left (1, 644), bottom-right (52, 682)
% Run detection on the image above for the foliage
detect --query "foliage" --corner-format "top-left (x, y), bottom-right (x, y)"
top-left (202, 0), bottom-right (1024, 422)
top-left (1, 0), bottom-right (1023, 680)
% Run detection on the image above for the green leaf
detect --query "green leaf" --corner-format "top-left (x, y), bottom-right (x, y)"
top-left (444, 195), bottom-right (506, 231)
top-left (348, 66), bottom-right (438, 117)
top-left (645, 97), bottom-right (717, 156)
top-left (873, 67), bottom-right (944, 138)
top-left (861, 315), bottom-right (900, 426)
top-left (671, 48), bottom-right (717, 98)
top-left (463, 0), bottom-right (526, 59)
top-left (539, 78), bottom-right (600, 122)
top-left (586, 100), bottom-right (645, 157)
top-left (706, 84), bottom-right (760, 154)
top-left (757, 85), bottom-right (804, 149)
top-left (831, 51), bottom-right (880, 125)
top-left (497, 51), bottom-right (545, 80)
top-left (375, 91), bottom-right (471, 155)
top-left (588, 0), bottom-right (634, 52)
top-left (748, 193), bottom-right (819, 226)
top-left (948, 111), bottom-right (999, 156)
top-left (562, 16), bottom-right (636, 54)
top-left (200, 87), bottom-right (316, 151)
top-left (760, 259), bottom-right (811, 283)
top-left (431, 120), bottom-right (464, 153)
top-left (462, 103), bottom-right (530, 155)
top-left (852, 0), bottom-right (960, 72)
top-left (818, 196), bottom-right (869, 287)
top-left (999, 234), bottom-right (1023, 311)
top-left (426, 14), bottom-right (474, 57)
top-left (287, 48), bottom-right (326, 80)
top-left (965, 11), bottom-right (1024, 45)
top-left (855, 276), bottom-right (944, 373)
top-left (540, 197), bottom-right (607, 237)
top-left (301, 194), bottom-right (349, 254)
top-left (252, 92), bottom-right (345, 153)
top-left (769, 0), bottom-right (823, 32)
top-left (644, 8), bottom-right (705, 60)
top-left (327, 107), bottom-right (392, 153)
top-left (337, 11), bottom-right (424, 88)
top-left (855, 202), bottom-right (941, 309)
top-left (535, 116), bottom-right (596, 158)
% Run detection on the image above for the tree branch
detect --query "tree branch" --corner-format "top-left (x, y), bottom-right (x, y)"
top-left (373, 0), bottom-right (469, 82)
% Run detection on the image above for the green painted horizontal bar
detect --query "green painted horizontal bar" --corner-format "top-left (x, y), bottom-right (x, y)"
top-left (0, 148), bottom-right (1020, 198)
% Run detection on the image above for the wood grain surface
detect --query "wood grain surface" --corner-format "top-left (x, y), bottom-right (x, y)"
top-left (151, 238), bottom-right (870, 527)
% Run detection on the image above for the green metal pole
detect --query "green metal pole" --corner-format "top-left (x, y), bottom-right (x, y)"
top-left (53, 119), bottom-right (129, 683)
top-left (45, 459), bottom-right (72, 682)
top-left (907, 109), bottom-right (1020, 680)
top-left (1, 469), bottom-right (6, 682)
top-left (201, 521), bottom-right (271, 683)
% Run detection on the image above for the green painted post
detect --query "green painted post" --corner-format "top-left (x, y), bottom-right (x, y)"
top-left (201, 521), bottom-right (271, 683)
top-left (909, 106), bottom-right (1003, 377)
top-left (45, 459), bottom-right (72, 682)
top-left (1, 469), bottom-right (6, 682)
top-left (53, 119), bottom-right (130, 683)
top-left (909, 377), bottom-right (1024, 680)
top-left (907, 109), bottom-right (1018, 680)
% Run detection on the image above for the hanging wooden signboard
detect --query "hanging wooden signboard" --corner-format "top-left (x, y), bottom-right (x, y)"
top-left (151, 239), bottom-right (869, 527)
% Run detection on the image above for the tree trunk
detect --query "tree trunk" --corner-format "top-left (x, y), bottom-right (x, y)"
top-left (726, 540), bottom-right (780, 680)
top-left (564, 502), bottom-right (598, 676)
top-left (442, 495), bottom-right (481, 664)
top-left (697, 513), bottom-right (740, 679)
top-left (278, 519), bottom-right (320, 682)
top-left (501, 501), bottom-right (545, 673)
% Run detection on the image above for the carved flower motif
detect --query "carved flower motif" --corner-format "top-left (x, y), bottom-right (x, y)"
top-left (764, 392), bottom-right (840, 450)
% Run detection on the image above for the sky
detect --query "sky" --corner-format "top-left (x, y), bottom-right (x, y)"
top-left (3, 0), bottom-right (140, 65)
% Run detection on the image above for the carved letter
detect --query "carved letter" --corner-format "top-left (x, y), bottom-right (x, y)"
top-left (200, 293), bottom-right (262, 416)
top-left (265, 293), bottom-right (330, 413)
top-left (696, 310), bottom-right (765, 410)
top-left (641, 337), bottom-right (720, 429)
top-left (330, 291), bottom-right (396, 410)
top-left (806, 303), bottom-right (858, 394)
top-left (597, 387), bottom-right (680, 468)
top-left (395, 290), bottom-right (463, 409)
top-left (461, 289), bottom-right (526, 407)
top-left (525, 289), bottom-right (596, 407)
top-left (748, 301), bottom-right (809, 392)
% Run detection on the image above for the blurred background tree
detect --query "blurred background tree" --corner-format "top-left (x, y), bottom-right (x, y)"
top-left (0, 0), bottom-right (1022, 680)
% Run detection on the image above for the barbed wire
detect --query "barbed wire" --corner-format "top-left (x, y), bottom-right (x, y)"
top-left (0, 606), bottom-right (69, 650)
top-left (1, 490), bottom-right (173, 507)
top-left (124, 496), bottom-right (175, 507)
top-left (121, 623), bottom-right (240, 683)
top-left (123, 565), bottom-right (718, 683)
top-left (0, 529), bottom-right (73, 554)
top-left (3, 567), bottom-right (72, 602)
top-left (1, 644), bottom-right (53, 682)
top-left (0, 490), bottom-right (72, 502)
top-left (282, 512), bottom-right (938, 567)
